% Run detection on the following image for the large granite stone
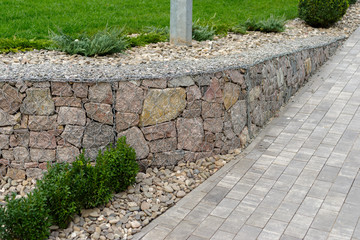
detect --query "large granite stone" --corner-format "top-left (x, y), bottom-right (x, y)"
top-left (177, 118), bottom-right (204, 151)
top-left (231, 100), bottom-right (247, 135)
top-left (84, 103), bottom-right (113, 125)
top-left (115, 112), bottom-right (139, 132)
top-left (186, 85), bottom-right (202, 102)
top-left (115, 82), bottom-right (144, 114)
top-left (6, 168), bottom-right (26, 180)
top-left (204, 118), bottom-right (223, 133)
top-left (88, 83), bottom-right (113, 104)
top-left (61, 125), bottom-right (85, 148)
top-left (30, 149), bottom-right (56, 163)
top-left (20, 88), bottom-right (55, 116)
top-left (82, 122), bottom-right (114, 149)
top-left (201, 102), bottom-right (223, 118)
top-left (73, 83), bottom-right (88, 98)
top-left (140, 88), bottom-right (186, 127)
top-left (10, 129), bottom-right (29, 147)
top-left (153, 150), bottom-right (185, 166)
top-left (168, 76), bottom-right (194, 87)
top-left (0, 109), bottom-right (16, 127)
top-left (57, 107), bottom-right (86, 126)
top-left (56, 146), bottom-right (80, 163)
top-left (203, 78), bottom-right (223, 102)
top-left (28, 115), bottom-right (58, 131)
top-left (29, 131), bottom-right (56, 149)
top-left (51, 82), bottom-right (73, 97)
top-left (149, 138), bottom-right (177, 153)
top-left (54, 97), bottom-right (82, 107)
top-left (141, 121), bottom-right (176, 141)
top-left (0, 134), bottom-right (9, 149)
top-left (118, 127), bottom-right (149, 159)
top-left (0, 84), bottom-right (25, 114)
top-left (223, 82), bottom-right (240, 110)
top-left (13, 146), bottom-right (30, 162)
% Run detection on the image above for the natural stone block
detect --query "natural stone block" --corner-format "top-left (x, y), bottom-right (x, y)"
top-left (89, 83), bottom-right (113, 104)
top-left (249, 86), bottom-right (262, 102)
top-left (0, 84), bottom-right (25, 114)
top-left (115, 82), bottom-right (144, 114)
top-left (13, 146), bottom-right (30, 162)
top-left (26, 168), bottom-right (43, 179)
top-left (28, 115), bottom-right (58, 131)
top-left (186, 85), bottom-right (201, 102)
top-left (84, 103), bottom-right (113, 125)
top-left (57, 107), bottom-right (86, 126)
top-left (141, 121), bottom-right (176, 141)
top-left (149, 137), bottom-right (177, 153)
top-left (51, 82), bottom-right (73, 97)
top-left (223, 82), bottom-right (240, 110)
top-left (54, 97), bottom-right (82, 107)
top-left (29, 131), bottom-right (56, 149)
top-left (204, 118), bottom-right (223, 133)
top-left (25, 162), bottom-right (38, 169)
top-left (82, 122), bottom-right (114, 149)
top-left (142, 79), bottom-right (167, 89)
top-left (140, 88), bottom-right (186, 126)
top-left (30, 149), bottom-right (56, 163)
top-left (73, 83), bottom-right (88, 98)
top-left (20, 88), bottom-right (55, 116)
top-left (226, 70), bottom-right (245, 85)
top-left (177, 118), bottom-right (204, 151)
top-left (203, 78), bottom-right (223, 102)
top-left (182, 100), bottom-right (201, 118)
top-left (118, 127), bottom-right (149, 159)
top-left (201, 102), bottom-right (223, 118)
top-left (153, 150), bottom-right (185, 166)
top-left (6, 168), bottom-right (26, 180)
top-left (0, 109), bottom-right (17, 127)
top-left (231, 100), bottom-right (247, 136)
top-left (168, 76), bottom-right (194, 87)
top-left (0, 127), bottom-right (13, 135)
top-left (56, 146), bottom-right (80, 163)
top-left (240, 126), bottom-right (250, 147)
top-left (2, 149), bottom-right (14, 161)
top-left (61, 125), bottom-right (85, 148)
top-left (305, 58), bottom-right (312, 75)
top-left (0, 134), bottom-right (9, 149)
top-left (10, 129), bottom-right (29, 147)
top-left (115, 112), bottom-right (139, 132)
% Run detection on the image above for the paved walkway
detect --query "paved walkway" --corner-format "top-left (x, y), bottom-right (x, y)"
top-left (134, 28), bottom-right (360, 240)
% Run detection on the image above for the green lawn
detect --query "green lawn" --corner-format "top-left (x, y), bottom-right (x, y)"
top-left (0, 0), bottom-right (298, 39)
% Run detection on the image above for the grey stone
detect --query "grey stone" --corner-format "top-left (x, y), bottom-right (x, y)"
top-left (28, 115), bottom-right (58, 131)
top-left (118, 127), bottom-right (149, 159)
top-left (115, 82), bottom-right (143, 114)
top-left (61, 125), bottom-right (85, 148)
top-left (56, 146), bottom-right (80, 163)
top-left (177, 117), bottom-right (204, 151)
top-left (88, 83), bottom-right (113, 104)
top-left (30, 149), bottom-right (56, 163)
top-left (153, 150), bottom-right (185, 166)
top-left (20, 88), bottom-right (55, 115)
top-left (13, 146), bottom-right (30, 162)
top-left (0, 109), bottom-right (17, 127)
top-left (168, 76), bottom-right (194, 87)
top-left (231, 100), bottom-right (247, 135)
top-left (0, 84), bottom-right (25, 114)
top-left (57, 107), bottom-right (86, 126)
top-left (82, 122), bottom-right (114, 149)
top-left (26, 168), bottom-right (43, 179)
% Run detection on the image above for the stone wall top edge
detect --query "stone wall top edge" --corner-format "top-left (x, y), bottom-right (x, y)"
top-left (0, 35), bottom-right (346, 83)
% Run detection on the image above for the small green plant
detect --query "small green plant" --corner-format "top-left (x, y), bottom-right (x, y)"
top-left (128, 27), bottom-right (169, 47)
top-left (0, 190), bottom-right (51, 240)
top-left (349, 0), bottom-right (357, 4)
top-left (245, 15), bottom-right (286, 33)
top-left (192, 19), bottom-right (216, 41)
top-left (230, 25), bottom-right (247, 35)
top-left (298, 0), bottom-right (348, 28)
top-left (96, 136), bottom-right (139, 193)
top-left (50, 27), bottom-right (128, 56)
top-left (0, 38), bottom-right (52, 53)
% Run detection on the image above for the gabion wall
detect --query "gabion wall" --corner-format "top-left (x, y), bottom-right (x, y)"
top-left (0, 40), bottom-right (341, 180)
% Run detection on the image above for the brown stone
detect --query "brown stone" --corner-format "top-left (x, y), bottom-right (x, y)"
top-left (204, 118), bottom-right (223, 133)
top-left (223, 83), bottom-right (240, 110)
top-left (177, 118), bottom-right (204, 151)
top-left (249, 86), bottom-right (262, 102)
top-left (28, 115), bottom-right (58, 131)
top-left (231, 100), bottom-right (247, 136)
top-left (9, 129), bottom-right (29, 147)
top-left (226, 70), bottom-right (245, 85)
top-left (141, 121), bottom-right (176, 141)
top-left (142, 79), bottom-right (167, 89)
top-left (73, 83), bottom-right (88, 98)
top-left (56, 146), bottom-right (80, 163)
top-left (0, 109), bottom-right (17, 127)
top-left (30, 149), bottom-right (56, 163)
top-left (26, 168), bottom-right (43, 179)
top-left (25, 162), bottom-right (38, 169)
top-left (0, 158), bottom-right (10, 166)
top-left (115, 82), bottom-right (144, 114)
top-left (201, 102), bottom-right (223, 118)
top-left (29, 131), bottom-right (56, 149)
top-left (13, 146), bottom-right (30, 162)
top-left (39, 162), bottom-right (48, 170)
top-left (204, 132), bottom-right (216, 143)
top-left (182, 100), bottom-right (201, 118)
top-left (118, 127), bottom-right (149, 159)
top-left (54, 97), bottom-right (82, 107)
top-left (84, 103), bottom-right (113, 125)
top-left (0, 127), bottom-right (13, 135)
top-left (82, 122), bottom-right (114, 149)
top-left (240, 126), bottom-right (250, 147)
top-left (20, 88), bottom-right (55, 116)
top-left (6, 168), bottom-right (26, 180)
top-left (57, 107), bottom-right (86, 126)
top-left (305, 58), bottom-right (312, 75)
top-left (149, 138), bottom-right (177, 153)
top-left (153, 150), bottom-right (185, 166)
top-left (115, 112), bottom-right (139, 132)
top-left (168, 76), bottom-right (194, 87)
top-left (186, 85), bottom-right (202, 102)
top-left (2, 149), bottom-right (14, 161)
top-left (89, 83), bottom-right (113, 104)
top-left (140, 88), bottom-right (186, 127)
top-left (60, 125), bottom-right (85, 148)
top-left (0, 84), bottom-right (25, 114)
top-left (0, 134), bottom-right (9, 149)
top-left (51, 82), bottom-right (73, 97)
top-left (203, 78), bottom-right (223, 102)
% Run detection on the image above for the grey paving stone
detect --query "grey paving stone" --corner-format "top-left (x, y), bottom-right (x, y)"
top-left (283, 160), bottom-right (307, 176)
top-left (304, 156), bottom-right (327, 172)
top-left (273, 174), bottom-right (298, 192)
top-left (184, 202), bottom-right (215, 223)
top-left (141, 226), bottom-right (172, 240)
top-left (284, 184), bottom-right (310, 204)
top-left (187, 236), bottom-right (207, 240)
top-left (304, 228), bottom-right (329, 240)
top-left (210, 198), bottom-right (240, 218)
top-left (294, 169), bottom-right (319, 187)
top-left (272, 201), bottom-right (299, 222)
top-left (210, 230), bottom-right (235, 240)
top-left (307, 180), bottom-right (332, 200)
top-left (326, 152), bottom-right (347, 167)
top-left (322, 191), bottom-right (347, 212)
top-left (248, 178), bottom-right (276, 197)
top-left (202, 186), bottom-right (230, 205)
top-left (311, 208), bottom-right (338, 232)
top-left (317, 165), bottom-right (341, 183)
top-left (219, 210), bottom-right (247, 234)
top-left (297, 196), bottom-right (323, 217)
top-left (234, 225), bottom-right (262, 240)
top-left (164, 221), bottom-right (198, 240)
top-left (192, 216), bottom-right (224, 239)
top-left (330, 175), bottom-right (354, 194)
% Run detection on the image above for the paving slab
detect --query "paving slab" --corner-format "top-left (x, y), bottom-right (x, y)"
top-left (133, 27), bottom-right (360, 240)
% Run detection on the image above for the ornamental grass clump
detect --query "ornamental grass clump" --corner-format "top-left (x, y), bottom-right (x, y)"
top-left (298, 0), bottom-right (348, 28)
top-left (245, 15), bottom-right (286, 33)
top-left (192, 19), bottom-right (216, 41)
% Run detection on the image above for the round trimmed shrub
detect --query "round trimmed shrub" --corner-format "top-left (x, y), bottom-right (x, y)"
top-left (349, 0), bottom-right (357, 4)
top-left (298, 0), bottom-right (348, 28)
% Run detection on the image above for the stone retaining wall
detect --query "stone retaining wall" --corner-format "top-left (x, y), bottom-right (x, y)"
top-left (0, 40), bottom-right (342, 180)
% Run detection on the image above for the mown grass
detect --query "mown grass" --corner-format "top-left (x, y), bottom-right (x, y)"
top-left (1, 0), bottom-right (298, 40)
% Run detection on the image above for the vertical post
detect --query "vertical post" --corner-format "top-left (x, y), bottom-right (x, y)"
top-left (170, 0), bottom-right (192, 46)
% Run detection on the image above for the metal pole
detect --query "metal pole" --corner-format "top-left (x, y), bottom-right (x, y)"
top-left (170, 0), bottom-right (192, 46)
